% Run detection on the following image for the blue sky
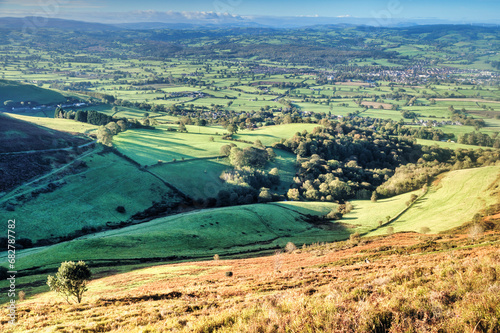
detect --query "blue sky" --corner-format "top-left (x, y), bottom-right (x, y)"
top-left (0, 0), bottom-right (499, 23)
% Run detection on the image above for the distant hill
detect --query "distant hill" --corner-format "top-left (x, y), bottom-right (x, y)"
top-left (0, 17), bottom-right (123, 31)
top-left (114, 21), bottom-right (267, 30)
top-left (0, 80), bottom-right (67, 106)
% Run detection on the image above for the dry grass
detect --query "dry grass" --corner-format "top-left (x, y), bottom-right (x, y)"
top-left (2, 233), bottom-right (500, 332)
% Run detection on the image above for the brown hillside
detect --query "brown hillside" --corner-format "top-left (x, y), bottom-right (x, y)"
top-left (3, 232), bottom-right (500, 332)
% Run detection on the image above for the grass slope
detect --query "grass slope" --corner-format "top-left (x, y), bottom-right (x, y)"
top-left (4, 232), bottom-right (500, 332)
top-left (113, 127), bottom-right (243, 167)
top-left (0, 152), bottom-right (179, 242)
top-left (0, 79), bottom-right (67, 105)
top-left (0, 113), bottom-right (86, 153)
top-left (339, 166), bottom-right (500, 236)
top-left (375, 166), bottom-right (500, 235)
top-left (6, 113), bottom-right (98, 135)
top-left (7, 201), bottom-right (340, 271)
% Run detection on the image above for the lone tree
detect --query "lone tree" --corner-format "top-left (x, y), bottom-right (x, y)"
top-left (226, 123), bottom-right (238, 134)
top-left (47, 261), bottom-right (92, 304)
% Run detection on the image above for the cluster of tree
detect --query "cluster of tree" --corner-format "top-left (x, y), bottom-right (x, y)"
top-left (286, 155), bottom-right (392, 202)
top-left (375, 163), bottom-right (445, 197)
top-left (276, 123), bottom-right (418, 202)
top-left (457, 132), bottom-right (500, 148)
top-left (376, 146), bottom-right (500, 197)
top-left (400, 110), bottom-right (419, 119)
top-left (54, 107), bottom-right (156, 146)
top-left (219, 144), bottom-right (276, 169)
top-left (450, 107), bottom-right (485, 129)
top-left (490, 60), bottom-right (500, 70)
top-left (54, 108), bottom-right (115, 126)
top-left (396, 126), bottom-right (453, 142)
top-left (274, 119), bottom-right (500, 203)
top-left (220, 167), bottom-right (280, 192)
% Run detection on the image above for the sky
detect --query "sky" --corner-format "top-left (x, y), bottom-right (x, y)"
top-left (0, 0), bottom-right (499, 24)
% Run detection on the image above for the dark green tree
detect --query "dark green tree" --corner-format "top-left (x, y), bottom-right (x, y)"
top-left (178, 122), bottom-right (188, 133)
top-left (226, 123), bottom-right (238, 134)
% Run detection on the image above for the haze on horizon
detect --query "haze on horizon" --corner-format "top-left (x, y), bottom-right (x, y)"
top-left (0, 0), bottom-right (499, 26)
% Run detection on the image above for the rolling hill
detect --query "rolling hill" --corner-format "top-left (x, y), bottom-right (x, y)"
top-left (2, 165), bottom-right (499, 307)
top-left (3, 231), bottom-right (500, 332)
top-left (0, 80), bottom-right (68, 106)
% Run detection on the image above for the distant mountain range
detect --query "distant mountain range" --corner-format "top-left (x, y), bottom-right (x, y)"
top-left (0, 15), bottom-right (498, 31)
top-left (0, 17), bottom-right (123, 31)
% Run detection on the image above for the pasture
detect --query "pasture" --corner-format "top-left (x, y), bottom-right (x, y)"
top-left (0, 152), bottom-right (179, 242)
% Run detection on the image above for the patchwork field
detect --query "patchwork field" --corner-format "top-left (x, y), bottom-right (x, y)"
top-left (1, 23), bottom-right (500, 332)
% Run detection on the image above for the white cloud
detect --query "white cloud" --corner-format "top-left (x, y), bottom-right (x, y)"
top-left (83, 10), bottom-right (245, 24)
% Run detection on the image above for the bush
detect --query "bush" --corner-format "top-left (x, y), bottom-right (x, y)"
top-left (350, 232), bottom-right (360, 243)
top-left (420, 227), bottom-right (431, 234)
top-left (116, 206), bottom-right (126, 213)
top-left (285, 242), bottom-right (297, 253)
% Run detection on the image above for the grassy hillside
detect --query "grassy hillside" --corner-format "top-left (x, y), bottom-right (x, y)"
top-left (113, 126), bottom-right (245, 167)
top-left (5, 201), bottom-right (341, 272)
top-left (296, 166), bottom-right (500, 239)
top-left (4, 232), bottom-right (500, 332)
top-left (112, 123), bottom-right (301, 199)
top-left (0, 113), bottom-right (91, 192)
top-left (369, 166), bottom-right (500, 236)
top-left (6, 113), bottom-right (98, 135)
top-left (0, 151), bottom-right (181, 243)
top-left (0, 113), bottom-right (87, 153)
top-left (340, 166), bottom-right (500, 237)
top-left (233, 123), bottom-right (321, 146)
top-left (0, 80), bottom-right (67, 105)
top-left (3, 166), bottom-right (498, 297)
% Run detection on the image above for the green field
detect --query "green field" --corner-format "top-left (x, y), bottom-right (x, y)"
top-left (113, 126), bottom-right (249, 167)
top-left (234, 123), bottom-right (320, 146)
top-left (370, 166), bottom-right (500, 235)
top-left (6, 201), bottom-right (341, 271)
top-left (416, 139), bottom-right (485, 150)
top-left (332, 166), bottom-right (500, 236)
top-left (0, 152), bottom-right (179, 242)
top-left (0, 80), bottom-right (67, 105)
top-left (7, 113), bottom-right (98, 134)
